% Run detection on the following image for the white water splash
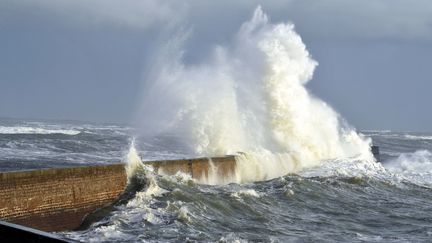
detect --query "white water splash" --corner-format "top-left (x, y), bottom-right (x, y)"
top-left (0, 126), bottom-right (80, 135)
top-left (232, 189), bottom-right (260, 199)
top-left (384, 150), bottom-right (432, 186)
top-left (125, 139), bottom-right (144, 180)
top-left (137, 6), bottom-right (374, 183)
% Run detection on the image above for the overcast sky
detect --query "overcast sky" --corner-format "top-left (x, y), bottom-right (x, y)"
top-left (1, 0), bottom-right (431, 132)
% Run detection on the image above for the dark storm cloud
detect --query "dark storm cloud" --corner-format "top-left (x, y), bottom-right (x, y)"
top-left (0, 0), bottom-right (431, 131)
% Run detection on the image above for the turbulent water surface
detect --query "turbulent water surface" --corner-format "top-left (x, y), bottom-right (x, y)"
top-left (2, 7), bottom-right (432, 243)
top-left (1, 118), bottom-right (432, 242)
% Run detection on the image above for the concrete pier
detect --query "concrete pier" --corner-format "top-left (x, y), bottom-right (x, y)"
top-left (0, 156), bottom-right (237, 232)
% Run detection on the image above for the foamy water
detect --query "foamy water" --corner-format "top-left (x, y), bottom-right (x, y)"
top-left (136, 7), bottom-right (373, 184)
top-left (65, 131), bottom-right (432, 242)
top-left (0, 126), bottom-right (81, 135)
top-left (1, 118), bottom-right (432, 242)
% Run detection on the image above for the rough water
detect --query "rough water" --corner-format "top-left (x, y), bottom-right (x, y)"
top-left (2, 7), bottom-right (432, 243)
top-left (1, 118), bottom-right (432, 242)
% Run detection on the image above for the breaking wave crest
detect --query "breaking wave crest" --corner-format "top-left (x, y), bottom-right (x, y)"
top-left (384, 150), bottom-right (432, 186)
top-left (0, 126), bottom-right (81, 135)
top-left (136, 6), bottom-right (374, 183)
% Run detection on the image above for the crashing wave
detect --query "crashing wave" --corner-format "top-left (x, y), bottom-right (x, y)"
top-left (0, 126), bottom-right (81, 135)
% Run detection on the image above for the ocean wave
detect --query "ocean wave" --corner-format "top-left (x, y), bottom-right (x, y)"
top-left (404, 135), bottom-right (432, 140)
top-left (300, 156), bottom-right (387, 180)
top-left (384, 150), bottom-right (432, 186)
top-left (137, 6), bottom-right (372, 166)
top-left (231, 189), bottom-right (260, 199)
top-left (0, 126), bottom-right (81, 135)
top-left (362, 130), bottom-right (392, 133)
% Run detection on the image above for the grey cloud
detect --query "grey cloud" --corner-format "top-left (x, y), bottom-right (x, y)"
top-left (4, 0), bottom-right (431, 41)
top-left (2, 0), bottom-right (185, 30)
top-left (0, 0), bottom-right (431, 131)
top-left (283, 0), bottom-right (432, 41)
top-left (183, 0), bottom-right (432, 42)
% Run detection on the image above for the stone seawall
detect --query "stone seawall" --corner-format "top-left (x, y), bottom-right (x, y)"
top-left (0, 156), bottom-right (237, 232)
top-left (147, 156), bottom-right (236, 182)
top-left (0, 164), bottom-right (127, 232)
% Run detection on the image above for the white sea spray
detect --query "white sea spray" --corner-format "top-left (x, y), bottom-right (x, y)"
top-left (137, 6), bottom-right (374, 184)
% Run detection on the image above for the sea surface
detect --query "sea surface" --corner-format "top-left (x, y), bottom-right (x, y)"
top-left (1, 118), bottom-right (432, 242)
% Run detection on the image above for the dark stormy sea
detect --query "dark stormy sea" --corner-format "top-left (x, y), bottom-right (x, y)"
top-left (1, 118), bottom-right (432, 242)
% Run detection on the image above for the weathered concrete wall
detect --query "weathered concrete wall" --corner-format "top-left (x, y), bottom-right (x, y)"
top-left (0, 156), bottom-right (237, 232)
top-left (0, 164), bottom-right (127, 232)
top-left (147, 156), bottom-right (236, 181)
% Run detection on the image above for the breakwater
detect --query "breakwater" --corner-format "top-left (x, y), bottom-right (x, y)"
top-left (0, 156), bottom-right (236, 232)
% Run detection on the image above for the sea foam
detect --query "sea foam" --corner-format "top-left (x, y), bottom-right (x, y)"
top-left (0, 126), bottom-right (80, 135)
top-left (136, 6), bottom-right (374, 184)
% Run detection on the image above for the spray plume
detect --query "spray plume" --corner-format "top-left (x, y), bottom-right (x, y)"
top-left (136, 6), bottom-right (373, 183)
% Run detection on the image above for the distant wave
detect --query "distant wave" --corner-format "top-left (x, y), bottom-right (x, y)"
top-left (404, 135), bottom-right (432, 140)
top-left (362, 130), bottom-right (392, 133)
top-left (0, 126), bottom-right (81, 135)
